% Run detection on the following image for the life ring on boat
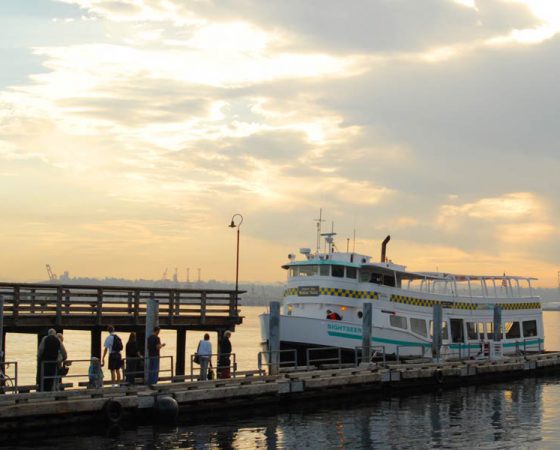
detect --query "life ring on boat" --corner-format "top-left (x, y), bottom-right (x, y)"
top-left (102, 399), bottom-right (123, 424)
top-left (434, 369), bottom-right (444, 384)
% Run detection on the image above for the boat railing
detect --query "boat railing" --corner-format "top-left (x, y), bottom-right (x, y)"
top-left (354, 346), bottom-right (386, 365)
top-left (395, 286), bottom-right (539, 304)
top-left (257, 349), bottom-right (298, 374)
top-left (305, 346), bottom-right (342, 369)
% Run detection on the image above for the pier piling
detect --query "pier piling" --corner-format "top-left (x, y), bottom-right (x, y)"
top-left (144, 295), bottom-right (159, 383)
top-left (269, 301), bottom-right (280, 375)
top-left (432, 304), bottom-right (443, 361)
top-left (91, 328), bottom-right (102, 359)
top-left (362, 303), bottom-right (372, 362)
top-left (175, 329), bottom-right (186, 376)
top-left (493, 305), bottom-right (502, 341)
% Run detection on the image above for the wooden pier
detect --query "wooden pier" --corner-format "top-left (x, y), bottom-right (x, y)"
top-left (2, 352), bottom-right (560, 437)
top-left (0, 282), bottom-right (243, 375)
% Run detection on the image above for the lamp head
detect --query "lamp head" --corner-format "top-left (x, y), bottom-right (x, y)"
top-left (229, 220), bottom-right (236, 228)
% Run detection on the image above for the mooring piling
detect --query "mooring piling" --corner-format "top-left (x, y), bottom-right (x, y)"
top-left (432, 304), bottom-right (443, 361)
top-left (362, 303), bottom-right (372, 362)
top-left (493, 305), bottom-right (502, 341)
top-left (269, 301), bottom-right (280, 375)
top-left (144, 294), bottom-right (159, 384)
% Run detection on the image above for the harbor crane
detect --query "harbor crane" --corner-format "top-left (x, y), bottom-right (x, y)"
top-left (45, 264), bottom-right (57, 281)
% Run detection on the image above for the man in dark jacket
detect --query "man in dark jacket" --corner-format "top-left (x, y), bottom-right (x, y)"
top-left (218, 330), bottom-right (232, 379)
top-left (38, 328), bottom-right (61, 391)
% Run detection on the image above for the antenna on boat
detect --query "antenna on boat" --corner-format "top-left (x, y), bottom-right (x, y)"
top-left (314, 208), bottom-right (325, 254)
top-left (321, 222), bottom-right (337, 253)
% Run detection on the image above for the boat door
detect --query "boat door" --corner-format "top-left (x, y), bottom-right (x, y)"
top-left (450, 319), bottom-right (465, 344)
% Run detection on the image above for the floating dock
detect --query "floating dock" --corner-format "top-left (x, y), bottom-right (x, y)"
top-left (2, 351), bottom-right (560, 437)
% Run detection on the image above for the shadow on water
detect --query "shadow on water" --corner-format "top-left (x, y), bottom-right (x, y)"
top-left (4, 377), bottom-right (560, 449)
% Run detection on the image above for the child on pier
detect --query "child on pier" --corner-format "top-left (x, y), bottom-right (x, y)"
top-left (88, 357), bottom-right (104, 389)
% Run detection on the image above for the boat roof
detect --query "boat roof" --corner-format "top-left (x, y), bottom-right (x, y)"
top-left (283, 256), bottom-right (537, 282)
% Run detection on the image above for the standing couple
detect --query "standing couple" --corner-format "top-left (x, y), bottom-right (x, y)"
top-left (196, 330), bottom-right (232, 381)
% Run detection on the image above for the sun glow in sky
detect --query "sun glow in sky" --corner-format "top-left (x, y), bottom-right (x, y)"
top-left (0, 0), bottom-right (559, 286)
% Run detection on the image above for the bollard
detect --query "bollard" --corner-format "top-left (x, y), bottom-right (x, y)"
top-left (432, 304), bottom-right (442, 362)
top-left (144, 295), bottom-right (159, 384)
top-left (362, 303), bottom-right (372, 364)
top-left (269, 302), bottom-right (280, 375)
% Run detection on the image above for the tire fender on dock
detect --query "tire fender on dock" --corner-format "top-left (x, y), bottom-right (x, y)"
top-left (434, 369), bottom-right (444, 384)
top-left (102, 399), bottom-right (123, 424)
top-left (154, 395), bottom-right (179, 423)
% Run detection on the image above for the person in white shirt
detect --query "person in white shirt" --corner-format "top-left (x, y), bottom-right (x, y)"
top-left (101, 325), bottom-right (123, 384)
top-left (196, 334), bottom-right (212, 381)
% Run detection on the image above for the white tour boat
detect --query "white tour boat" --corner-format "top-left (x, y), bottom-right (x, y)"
top-left (260, 230), bottom-right (543, 363)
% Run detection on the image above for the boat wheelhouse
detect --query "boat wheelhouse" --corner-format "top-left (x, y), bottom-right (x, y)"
top-left (260, 234), bottom-right (543, 363)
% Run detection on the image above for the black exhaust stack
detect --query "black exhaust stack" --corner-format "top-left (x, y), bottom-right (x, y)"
top-left (381, 235), bottom-right (391, 262)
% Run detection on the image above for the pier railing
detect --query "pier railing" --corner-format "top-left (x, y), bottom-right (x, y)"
top-left (0, 361), bottom-right (18, 393)
top-left (0, 283), bottom-right (242, 327)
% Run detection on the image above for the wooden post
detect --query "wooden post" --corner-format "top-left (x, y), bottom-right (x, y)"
top-left (175, 328), bottom-right (186, 376)
top-left (91, 328), bottom-right (102, 359)
top-left (144, 294), bottom-right (159, 384)
top-left (55, 287), bottom-right (62, 326)
top-left (493, 305), bottom-right (502, 341)
top-left (362, 303), bottom-right (372, 363)
top-left (0, 295), bottom-right (4, 365)
top-left (200, 292), bottom-right (207, 325)
top-left (432, 304), bottom-right (443, 362)
top-left (12, 287), bottom-right (19, 324)
top-left (96, 289), bottom-right (103, 326)
top-left (269, 301), bottom-right (280, 375)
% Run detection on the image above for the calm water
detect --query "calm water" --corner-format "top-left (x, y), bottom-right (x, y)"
top-left (4, 308), bottom-right (560, 449)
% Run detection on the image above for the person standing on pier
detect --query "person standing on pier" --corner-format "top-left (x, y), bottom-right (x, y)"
top-left (125, 332), bottom-right (142, 384)
top-left (38, 328), bottom-right (61, 391)
top-left (147, 326), bottom-right (165, 385)
top-left (218, 330), bottom-right (232, 379)
top-left (102, 325), bottom-right (123, 385)
top-left (196, 333), bottom-right (212, 381)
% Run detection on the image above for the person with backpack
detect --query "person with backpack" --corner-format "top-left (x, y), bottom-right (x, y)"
top-left (101, 325), bottom-right (123, 385)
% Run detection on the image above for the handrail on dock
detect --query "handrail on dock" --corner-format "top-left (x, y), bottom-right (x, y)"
top-left (305, 346), bottom-right (343, 369)
top-left (257, 349), bottom-right (298, 374)
top-left (354, 346), bottom-right (386, 365)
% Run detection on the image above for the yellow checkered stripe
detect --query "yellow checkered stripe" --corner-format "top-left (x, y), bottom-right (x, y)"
top-left (390, 294), bottom-right (541, 311)
top-left (284, 287), bottom-right (378, 299)
top-left (499, 302), bottom-right (541, 310)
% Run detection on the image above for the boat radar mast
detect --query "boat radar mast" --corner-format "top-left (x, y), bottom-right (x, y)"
top-left (321, 232), bottom-right (337, 253)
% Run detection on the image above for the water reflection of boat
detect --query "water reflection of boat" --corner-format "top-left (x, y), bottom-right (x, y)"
top-left (260, 226), bottom-right (543, 362)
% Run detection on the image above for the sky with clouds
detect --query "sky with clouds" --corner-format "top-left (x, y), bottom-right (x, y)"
top-left (0, 0), bottom-right (559, 286)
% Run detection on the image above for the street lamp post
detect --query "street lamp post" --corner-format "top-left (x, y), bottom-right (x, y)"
top-left (229, 214), bottom-right (243, 305)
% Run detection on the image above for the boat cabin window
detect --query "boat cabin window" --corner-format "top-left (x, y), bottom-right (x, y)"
top-left (389, 315), bottom-right (407, 330)
top-left (320, 265), bottom-right (330, 276)
top-left (346, 267), bottom-right (357, 279)
top-left (485, 322), bottom-right (494, 339)
top-left (450, 319), bottom-right (464, 343)
top-left (298, 265), bottom-right (318, 277)
top-left (359, 271), bottom-right (370, 282)
top-left (429, 320), bottom-right (449, 340)
top-left (523, 320), bottom-right (538, 337)
top-left (410, 318), bottom-right (427, 337)
top-left (466, 322), bottom-right (478, 340)
top-left (504, 321), bottom-right (521, 339)
top-left (478, 322), bottom-right (485, 340)
top-left (332, 265), bottom-right (345, 278)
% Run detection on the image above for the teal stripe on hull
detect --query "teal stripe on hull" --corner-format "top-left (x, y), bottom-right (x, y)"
top-left (327, 331), bottom-right (544, 350)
